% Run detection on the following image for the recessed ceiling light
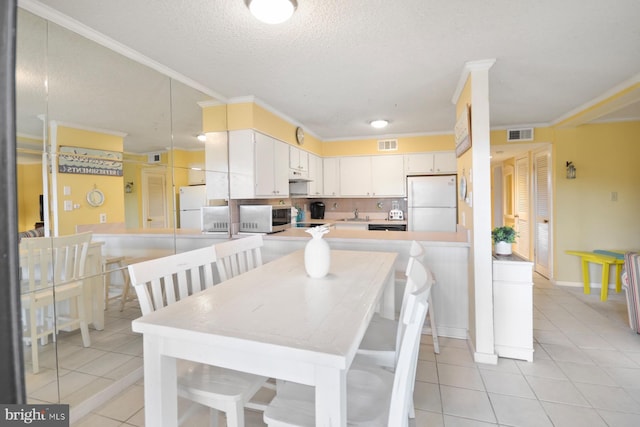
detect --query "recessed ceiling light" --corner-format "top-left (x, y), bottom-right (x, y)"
top-left (370, 119), bottom-right (389, 129)
top-left (246, 0), bottom-right (297, 24)
top-left (197, 133), bottom-right (206, 142)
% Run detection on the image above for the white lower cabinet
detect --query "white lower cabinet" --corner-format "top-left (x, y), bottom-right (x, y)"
top-left (493, 254), bottom-right (534, 361)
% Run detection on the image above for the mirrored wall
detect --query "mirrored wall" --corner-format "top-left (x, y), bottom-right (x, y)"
top-left (16, 7), bottom-right (223, 413)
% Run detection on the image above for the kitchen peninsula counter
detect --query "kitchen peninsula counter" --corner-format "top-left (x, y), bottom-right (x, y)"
top-left (92, 225), bottom-right (469, 339)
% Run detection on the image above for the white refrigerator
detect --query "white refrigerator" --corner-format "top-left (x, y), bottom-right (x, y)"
top-left (407, 175), bottom-right (457, 232)
top-left (179, 186), bottom-right (206, 229)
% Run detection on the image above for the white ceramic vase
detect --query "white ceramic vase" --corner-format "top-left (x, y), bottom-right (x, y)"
top-left (495, 241), bottom-right (512, 255)
top-left (304, 228), bottom-right (331, 278)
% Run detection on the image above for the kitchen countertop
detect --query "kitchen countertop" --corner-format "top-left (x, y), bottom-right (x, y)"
top-left (270, 226), bottom-right (469, 245)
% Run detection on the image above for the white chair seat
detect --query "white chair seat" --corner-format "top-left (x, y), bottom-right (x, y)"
top-left (355, 314), bottom-right (397, 368)
top-left (178, 361), bottom-right (268, 424)
top-left (264, 363), bottom-right (393, 427)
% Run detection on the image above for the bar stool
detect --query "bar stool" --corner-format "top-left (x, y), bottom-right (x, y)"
top-left (103, 255), bottom-right (132, 311)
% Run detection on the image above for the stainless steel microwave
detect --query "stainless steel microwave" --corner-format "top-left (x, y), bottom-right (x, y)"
top-left (239, 205), bottom-right (291, 234)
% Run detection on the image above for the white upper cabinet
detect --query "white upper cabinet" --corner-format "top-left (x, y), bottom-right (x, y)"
top-left (308, 153), bottom-right (323, 197)
top-left (340, 155), bottom-right (405, 197)
top-left (340, 157), bottom-right (372, 196)
top-left (229, 130), bottom-right (289, 198)
top-left (371, 155), bottom-right (405, 196)
top-left (204, 131), bottom-right (229, 200)
top-left (323, 157), bottom-right (340, 197)
top-left (289, 146), bottom-right (309, 176)
top-left (405, 151), bottom-right (457, 175)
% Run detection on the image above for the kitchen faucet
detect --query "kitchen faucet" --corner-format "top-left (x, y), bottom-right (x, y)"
top-left (354, 208), bottom-right (359, 219)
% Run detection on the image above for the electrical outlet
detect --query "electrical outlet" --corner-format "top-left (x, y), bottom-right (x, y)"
top-left (611, 191), bottom-right (618, 202)
top-left (99, 213), bottom-right (107, 223)
top-left (64, 200), bottom-right (72, 211)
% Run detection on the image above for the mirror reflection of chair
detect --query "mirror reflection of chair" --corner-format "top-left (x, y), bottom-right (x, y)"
top-left (20, 232), bottom-right (93, 374)
top-left (263, 260), bottom-right (432, 427)
top-left (128, 246), bottom-right (268, 427)
top-left (214, 235), bottom-right (264, 281)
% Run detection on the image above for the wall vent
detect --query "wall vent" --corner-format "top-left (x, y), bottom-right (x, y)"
top-left (147, 152), bottom-right (162, 163)
top-left (507, 128), bottom-right (534, 142)
top-left (377, 139), bottom-right (398, 151)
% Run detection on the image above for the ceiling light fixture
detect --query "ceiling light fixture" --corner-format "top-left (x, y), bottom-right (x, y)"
top-left (246, 0), bottom-right (297, 25)
top-left (197, 133), bottom-right (207, 142)
top-left (370, 119), bottom-right (389, 129)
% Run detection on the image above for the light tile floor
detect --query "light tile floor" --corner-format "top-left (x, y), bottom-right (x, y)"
top-left (72, 274), bottom-right (640, 426)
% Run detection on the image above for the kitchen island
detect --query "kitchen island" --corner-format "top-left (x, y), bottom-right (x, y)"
top-left (92, 224), bottom-right (470, 339)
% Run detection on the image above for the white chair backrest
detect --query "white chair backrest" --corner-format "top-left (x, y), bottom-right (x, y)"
top-left (214, 235), bottom-right (264, 281)
top-left (404, 240), bottom-right (425, 276)
top-left (394, 258), bottom-right (432, 363)
top-left (128, 245), bottom-right (217, 315)
top-left (20, 232), bottom-right (92, 291)
top-left (388, 282), bottom-right (431, 426)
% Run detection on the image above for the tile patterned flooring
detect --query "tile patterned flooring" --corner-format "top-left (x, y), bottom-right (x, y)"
top-left (60, 273), bottom-right (640, 426)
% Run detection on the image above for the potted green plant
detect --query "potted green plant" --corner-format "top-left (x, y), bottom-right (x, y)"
top-left (492, 226), bottom-right (518, 255)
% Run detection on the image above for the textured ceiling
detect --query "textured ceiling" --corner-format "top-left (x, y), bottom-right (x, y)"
top-left (17, 0), bottom-right (640, 153)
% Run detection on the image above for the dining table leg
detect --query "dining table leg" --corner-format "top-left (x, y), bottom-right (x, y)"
top-left (315, 366), bottom-right (347, 426)
top-left (143, 336), bottom-right (178, 427)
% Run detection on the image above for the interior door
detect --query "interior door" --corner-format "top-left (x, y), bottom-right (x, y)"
top-left (142, 169), bottom-right (168, 229)
top-left (534, 150), bottom-right (552, 278)
top-left (514, 156), bottom-right (530, 259)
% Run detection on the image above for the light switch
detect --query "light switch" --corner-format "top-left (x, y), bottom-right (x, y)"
top-left (611, 191), bottom-right (618, 202)
top-left (64, 200), bottom-right (72, 211)
top-left (63, 186), bottom-right (71, 196)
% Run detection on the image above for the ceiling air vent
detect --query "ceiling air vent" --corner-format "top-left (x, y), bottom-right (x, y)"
top-left (378, 139), bottom-right (398, 151)
top-left (147, 152), bottom-right (162, 163)
top-left (507, 128), bottom-right (534, 142)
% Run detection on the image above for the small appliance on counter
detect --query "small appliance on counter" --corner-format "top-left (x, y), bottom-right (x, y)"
top-left (239, 205), bottom-right (291, 234)
top-left (310, 201), bottom-right (325, 219)
top-left (389, 201), bottom-right (404, 220)
top-left (201, 206), bottom-right (229, 234)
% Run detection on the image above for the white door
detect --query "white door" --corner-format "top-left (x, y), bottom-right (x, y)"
top-left (534, 150), bottom-right (552, 278)
top-left (142, 169), bottom-right (168, 229)
top-left (514, 156), bottom-right (530, 259)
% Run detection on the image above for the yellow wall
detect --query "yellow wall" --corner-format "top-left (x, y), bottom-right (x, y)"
top-left (554, 121), bottom-right (640, 282)
top-left (54, 125), bottom-right (125, 235)
top-left (17, 163), bottom-right (43, 231)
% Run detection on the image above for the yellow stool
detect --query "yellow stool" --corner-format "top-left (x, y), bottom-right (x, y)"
top-left (566, 250), bottom-right (625, 301)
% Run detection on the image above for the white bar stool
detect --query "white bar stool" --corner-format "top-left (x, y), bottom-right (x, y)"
top-left (103, 255), bottom-right (133, 311)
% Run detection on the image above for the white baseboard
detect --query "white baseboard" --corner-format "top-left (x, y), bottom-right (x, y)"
top-left (466, 331), bottom-right (498, 365)
top-left (555, 280), bottom-right (620, 290)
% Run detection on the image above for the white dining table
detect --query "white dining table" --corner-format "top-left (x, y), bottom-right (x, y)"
top-left (132, 248), bottom-right (397, 427)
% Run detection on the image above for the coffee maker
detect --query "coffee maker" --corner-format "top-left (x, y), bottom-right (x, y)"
top-left (310, 201), bottom-right (325, 219)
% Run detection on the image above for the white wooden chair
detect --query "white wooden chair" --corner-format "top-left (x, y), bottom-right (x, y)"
top-left (263, 260), bottom-right (432, 427)
top-left (128, 246), bottom-right (268, 427)
top-left (356, 241), bottom-right (438, 371)
top-left (214, 235), bottom-right (264, 281)
top-left (20, 232), bottom-right (93, 374)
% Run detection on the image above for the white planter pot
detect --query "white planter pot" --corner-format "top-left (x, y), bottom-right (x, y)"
top-left (495, 241), bottom-right (512, 255)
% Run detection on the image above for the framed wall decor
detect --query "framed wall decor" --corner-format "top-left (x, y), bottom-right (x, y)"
top-left (58, 146), bottom-right (123, 176)
top-left (454, 104), bottom-right (472, 158)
